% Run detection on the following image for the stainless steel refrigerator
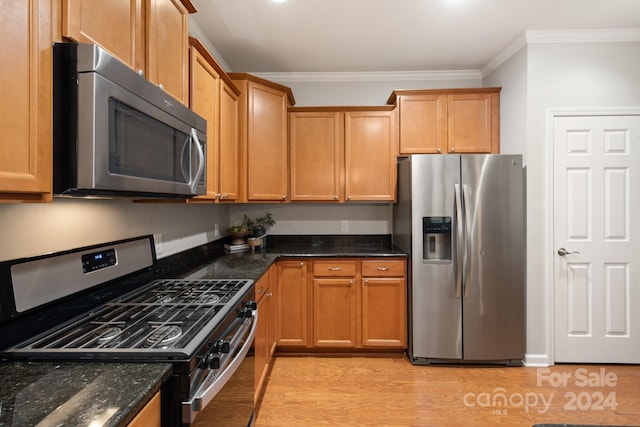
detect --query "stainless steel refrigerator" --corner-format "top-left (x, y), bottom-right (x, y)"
top-left (393, 154), bottom-right (525, 365)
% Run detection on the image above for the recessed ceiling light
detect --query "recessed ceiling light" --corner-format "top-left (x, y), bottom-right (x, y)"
top-left (272, 0), bottom-right (287, 3)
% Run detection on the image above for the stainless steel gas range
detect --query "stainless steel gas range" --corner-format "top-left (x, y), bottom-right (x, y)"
top-left (0, 235), bottom-right (256, 426)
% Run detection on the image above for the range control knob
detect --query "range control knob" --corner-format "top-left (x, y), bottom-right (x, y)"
top-left (239, 308), bottom-right (253, 318)
top-left (204, 353), bottom-right (220, 370)
top-left (215, 339), bottom-right (230, 354)
top-left (245, 301), bottom-right (257, 311)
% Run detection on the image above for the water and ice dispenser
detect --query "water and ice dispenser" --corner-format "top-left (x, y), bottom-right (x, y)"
top-left (423, 216), bottom-right (452, 261)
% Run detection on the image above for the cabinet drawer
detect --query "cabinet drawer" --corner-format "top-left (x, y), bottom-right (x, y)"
top-left (313, 260), bottom-right (357, 277)
top-left (362, 260), bottom-right (405, 277)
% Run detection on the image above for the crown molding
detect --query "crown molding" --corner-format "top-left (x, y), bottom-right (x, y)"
top-left (249, 70), bottom-right (482, 83)
top-left (188, 18), bottom-right (232, 72)
top-left (482, 28), bottom-right (640, 77)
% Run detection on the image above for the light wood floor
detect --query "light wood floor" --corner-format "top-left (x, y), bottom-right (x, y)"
top-left (256, 355), bottom-right (640, 427)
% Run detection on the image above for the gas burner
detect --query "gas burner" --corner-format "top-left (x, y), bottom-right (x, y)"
top-left (157, 295), bottom-right (173, 304)
top-left (97, 327), bottom-right (122, 342)
top-left (146, 325), bottom-right (182, 347)
top-left (194, 294), bottom-right (220, 305)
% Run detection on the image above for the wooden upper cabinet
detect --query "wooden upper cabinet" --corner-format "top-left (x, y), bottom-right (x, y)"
top-left (62, 0), bottom-right (145, 72)
top-left (288, 106), bottom-right (397, 203)
top-left (218, 80), bottom-right (240, 201)
top-left (230, 74), bottom-right (295, 202)
top-left (289, 112), bottom-right (342, 201)
top-left (146, 0), bottom-right (190, 104)
top-left (388, 88), bottom-right (501, 155)
top-left (188, 38), bottom-right (240, 203)
top-left (62, 0), bottom-right (194, 105)
top-left (188, 39), bottom-right (221, 202)
top-left (1, 0), bottom-right (53, 202)
top-left (344, 109), bottom-right (397, 202)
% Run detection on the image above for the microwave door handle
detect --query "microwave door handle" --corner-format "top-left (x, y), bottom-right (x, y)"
top-left (189, 128), bottom-right (205, 195)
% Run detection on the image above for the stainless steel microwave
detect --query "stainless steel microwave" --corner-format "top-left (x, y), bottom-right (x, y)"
top-left (53, 43), bottom-right (206, 198)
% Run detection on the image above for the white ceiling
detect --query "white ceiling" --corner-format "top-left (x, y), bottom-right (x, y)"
top-left (190, 0), bottom-right (640, 74)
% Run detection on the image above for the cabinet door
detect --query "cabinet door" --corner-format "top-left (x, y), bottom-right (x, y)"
top-left (127, 392), bottom-right (161, 427)
top-left (289, 112), bottom-right (342, 201)
top-left (397, 94), bottom-right (447, 154)
top-left (254, 274), bottom-right (270, 405)
top-left (189, 45), bottom-right (220, 201)
top-left (247, 82), bottom-right (289, 201)
top-left (1, 0), bottom-right (52, 201)
top-left (276, 261), bottom-right (309, 347)
top-left (147, 0), bottom-right (189, 104)
top-left (361, 277), bottom-right (406, 348)
top-left (62, 0), bottom-right (144, 72)
top-left (218, 80), bottom-right (240, 201)
top-left (313, 278), bottom-right (357, 347)
top-left (344, 111), bottom-right (397, 202)
top-left (447, 92), bottom-right (500, 153)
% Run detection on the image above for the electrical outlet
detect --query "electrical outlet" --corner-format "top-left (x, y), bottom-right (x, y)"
top-left (154, 233), bottom-right (163, 254)
top-left (214, 223), bottom-right (220, 238)
top-left (341, 220), bottom-right (349, 232)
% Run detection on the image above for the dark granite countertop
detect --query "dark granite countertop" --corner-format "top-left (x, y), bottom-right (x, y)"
top-left (0, 235), bottom-right (404, 425)
top-left (0, 362), bottom-right (171, 427)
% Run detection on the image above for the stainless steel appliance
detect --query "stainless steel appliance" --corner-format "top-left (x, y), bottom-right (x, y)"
top-left (0, 236), bottom-right (256, 426)
top-left (53, 43), bottom-right (207, 198)
top-left (393, 154), bottom-right (525, 365)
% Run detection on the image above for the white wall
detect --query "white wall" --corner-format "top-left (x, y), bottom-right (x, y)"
top-left (230, 203), bottom-right (393, 235)
top-left (0, 200), bottom-right (230, 262)
top-left (485, 38), bottom-right (640, 365)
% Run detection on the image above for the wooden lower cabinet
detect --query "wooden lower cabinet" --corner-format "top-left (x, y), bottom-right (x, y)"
top-left (127, 391), bottom-right (160, 427)
top-left (275, 258), bottom-right (406, 351)
top-left (275, 260), bottom-right (310, 347)
top-left (254, 269), bottom-right (273, 406)
top-left (361, 260), bottom-right (407, 348)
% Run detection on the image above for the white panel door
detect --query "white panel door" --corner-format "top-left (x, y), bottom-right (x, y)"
top-left (554, 114), bottom-right (640, 363)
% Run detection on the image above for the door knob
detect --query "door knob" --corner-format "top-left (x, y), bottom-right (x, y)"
top-left (557, 247), bottom-right (580, 256)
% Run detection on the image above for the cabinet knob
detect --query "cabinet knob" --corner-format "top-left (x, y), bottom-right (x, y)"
top-left (349, 280), bottom-right (354, 286)
top-left (282, 195), bottom-right (287, 200)
top-left (347, 195), bottom-right (352, 200)
top-left (364, 279), bottom-right (369, 285)
top-left (266, 292), bottom-right (273, 297)
top-left (158, 83), bottom-right (164, 90)
top-left (299, 262), bottom-right (304, 267)
top-left (222, 193), bottom-right (228, 199)
top-left (334, 195), bottom-right (338, 200)
top-left (215, 193), bottom-right (221, 199)
top-left (437, 148), bottom-right (442, 154)
top-left (450, 147), bottom-right (456, 153)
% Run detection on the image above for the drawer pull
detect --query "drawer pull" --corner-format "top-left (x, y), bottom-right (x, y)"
top-left (376, 267), bottom-right (390, 271)
top-left (349, 280), bottom-right (354, 286)
top-left (328, 267), bottom-right (342, 271)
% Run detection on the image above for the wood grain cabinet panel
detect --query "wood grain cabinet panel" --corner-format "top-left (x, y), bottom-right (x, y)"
top-left (313, 277), bottom-right (358, 347)
top-left (230, 74), bottom-right (295, 202)
top-left (188, 38), bottom-right (240, 203)
top-left (62, 0), bottom-right (144, 72)
top-left (0, 0), bottom-right (53, 202)
top-left (289, 112), bottom-right (342, 201)
top-left (361, 259), bottom-right (406, 348)
top-left (288, 107), bottom-right (397, 203)
top-left (388, 88), bottom-right (501, 155)
top-left (275, 260), bottom-right (309, 347)
top-left (146, 0), bottom-right (190, 104)
top-left (127, 392), bottom-right (160, 427)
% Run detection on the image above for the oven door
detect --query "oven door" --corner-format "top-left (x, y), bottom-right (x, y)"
top-left (184, 310), bottom-right (257, 426)
top-left (77, 71), bottom-right (206, 197)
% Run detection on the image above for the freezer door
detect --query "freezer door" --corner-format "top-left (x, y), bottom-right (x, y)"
top-left (461, 155), bottom-right (525, 361)
top-left (409, 154), bottom-right (462, 360)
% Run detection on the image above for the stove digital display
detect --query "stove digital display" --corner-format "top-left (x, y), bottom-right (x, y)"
top-left (82, 248), bottom-right (117, 273)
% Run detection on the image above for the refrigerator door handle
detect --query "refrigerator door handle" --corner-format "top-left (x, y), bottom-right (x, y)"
top-left (454, 184), bottom-right (464, 299)
top-left (462, 184), bottom-right (472, 299)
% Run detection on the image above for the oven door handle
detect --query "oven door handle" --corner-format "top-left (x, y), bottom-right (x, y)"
top-left (182, 310), bottom-right (257, 424)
